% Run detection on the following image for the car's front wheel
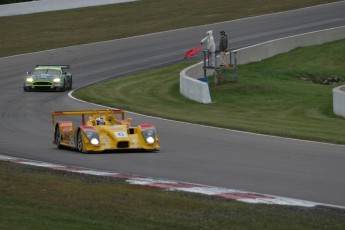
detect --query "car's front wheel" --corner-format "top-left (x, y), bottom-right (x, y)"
top-left (59, 80), bottom-right (66, 92)
top-left (68, 77), bottom-right (72, 90)
top-left (77, 130), bottom-right (84, 153)
top-left (55, 126), bottom-right (63, 149)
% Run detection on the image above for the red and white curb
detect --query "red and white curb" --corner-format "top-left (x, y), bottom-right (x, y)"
top-left (0, 154), bottom-right (321, 208)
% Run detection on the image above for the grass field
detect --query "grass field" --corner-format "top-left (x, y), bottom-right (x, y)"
top-left (2, 160), bottom-right (345, 230)
top-left (1, 0), bottom-right (345, 228)
top-left (74, 39), bottom-right (345, 144)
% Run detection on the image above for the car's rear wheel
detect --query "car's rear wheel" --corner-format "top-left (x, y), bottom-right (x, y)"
top-left (55, 126), bottom-right (63, 149)
top-left (77, 130), bottom-right (84, 153)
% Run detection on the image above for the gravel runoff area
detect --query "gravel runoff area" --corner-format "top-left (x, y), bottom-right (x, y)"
top-left (0, 0), bottom-right (138, 17)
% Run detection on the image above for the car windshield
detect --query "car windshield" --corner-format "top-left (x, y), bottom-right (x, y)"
top-left (33, 69), bottom-right (61, 76)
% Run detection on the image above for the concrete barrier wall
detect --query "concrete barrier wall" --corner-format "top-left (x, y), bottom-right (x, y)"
top-left (179, 55), bottom-right (229, 104)
top-left (232, 26), bottom-right (345, 65)
top-left (333, 85), bottom-right (345, 119)
top-left (179, 62), bottom-right (212, 104)
top-left (180, 26), bottom-right (345, 104)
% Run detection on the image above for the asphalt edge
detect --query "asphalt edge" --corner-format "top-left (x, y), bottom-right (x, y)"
top-left (3, 153), bottom-right (344, 209)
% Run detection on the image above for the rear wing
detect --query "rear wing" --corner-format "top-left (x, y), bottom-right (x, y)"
top-left (52, 109), bottom-right (125, 125)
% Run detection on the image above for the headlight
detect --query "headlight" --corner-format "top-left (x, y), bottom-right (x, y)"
top-left (53, 78), bottom-right (61, 83)
top-left (146, 137), bottom-right (155, 144)
top-left (90, 138), bottom-right (99, 145)
top-left (85, 131), bottom-right (100, 145)
top-left (26, 77), bottom-right (33, 83)
top-left (141, 129), bottom-right (156, 144)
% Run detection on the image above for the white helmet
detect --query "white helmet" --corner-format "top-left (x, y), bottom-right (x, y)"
top-left (206, 30), bottom-right (213, 36)
top-left (95, 117), bottom-right (105, 125)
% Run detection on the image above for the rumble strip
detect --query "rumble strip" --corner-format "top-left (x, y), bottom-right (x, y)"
top-left (0, 154), bottom-right (320, 207)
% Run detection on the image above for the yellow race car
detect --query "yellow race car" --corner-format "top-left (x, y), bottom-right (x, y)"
top-left (52, 109), bottom-right (160, 153)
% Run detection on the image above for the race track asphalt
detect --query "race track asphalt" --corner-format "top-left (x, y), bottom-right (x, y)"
top-left (1, 1), bottom-right (345, 206)
top-left (0, 0), bottom-right (138, 17)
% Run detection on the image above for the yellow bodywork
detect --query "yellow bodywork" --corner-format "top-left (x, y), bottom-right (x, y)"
top-left (52, 109), bottom-right (160, 153)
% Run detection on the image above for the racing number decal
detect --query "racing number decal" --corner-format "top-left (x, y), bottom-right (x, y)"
top-left (114, 132), bottom-right (127, 137)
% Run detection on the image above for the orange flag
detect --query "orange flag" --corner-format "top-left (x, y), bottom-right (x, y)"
top-left (184, 44), bottom-right (202, 58)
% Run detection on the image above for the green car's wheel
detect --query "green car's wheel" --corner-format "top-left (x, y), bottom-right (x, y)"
top-left (68, 77), bottom-right (73, 90)
top-left (77, 130), bottom-right (84, 153)
top-left (60, 80), bottom-right (66, 92)
top-left (55, 126), bottom-right (63, 149)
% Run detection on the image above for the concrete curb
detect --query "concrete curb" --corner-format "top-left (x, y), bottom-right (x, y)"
top-left (2, 154), bottom-right (333, 208)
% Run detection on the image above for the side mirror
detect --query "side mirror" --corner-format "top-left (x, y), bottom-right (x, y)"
top-left (26, 71), bottom-right (31, 75)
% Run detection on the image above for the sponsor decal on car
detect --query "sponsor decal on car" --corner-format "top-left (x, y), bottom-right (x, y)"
top-left (115, 132), bottom-right (127, 137)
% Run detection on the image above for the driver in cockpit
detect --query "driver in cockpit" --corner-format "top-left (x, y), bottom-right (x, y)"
top-left (95, 117), bottom-right (105, 125)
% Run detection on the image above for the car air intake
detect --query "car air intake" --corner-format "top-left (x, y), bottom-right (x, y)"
top-left (33, 82), bottom-right (53, 86)
top-left (117, 141), bottom-right (129, 148)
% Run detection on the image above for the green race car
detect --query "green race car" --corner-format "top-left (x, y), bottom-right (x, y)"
top-left (23, 65), bottom-right (72, 92)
